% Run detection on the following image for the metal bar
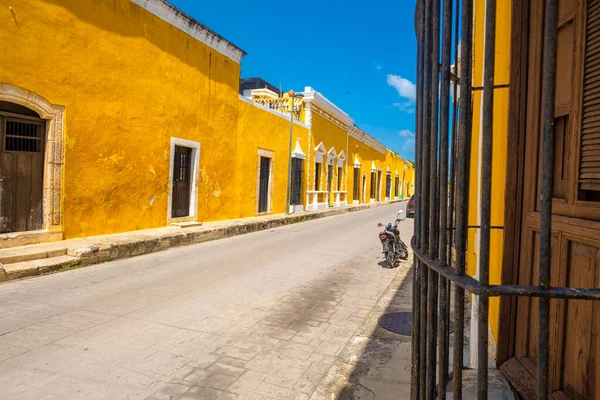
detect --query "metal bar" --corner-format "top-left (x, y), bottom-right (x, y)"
top-left (453, 0), bottom-right (473, 397)
top-left (420, 0), bottom-right (433, 397)
top-left (477, 0), bottom-right (497, 395)
top-left (411, 2), bottom-right (426, 397)
top-left (412, 245), bottom-right (600, 299)
top-left (471, 84), bottom-right (510, 91)
top-left (426, 0), bottom-right (441, 396)
top-left (438, 0), bottom-right (453, 397)
top-left (539, 0), bottom-right (558, 398)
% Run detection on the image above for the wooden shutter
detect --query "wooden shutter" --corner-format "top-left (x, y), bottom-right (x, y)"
top-left (580, 0), bottom-right (600, 191)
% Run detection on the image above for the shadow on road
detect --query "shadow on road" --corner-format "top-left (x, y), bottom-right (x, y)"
top-left (314, 260), bottom-right (414, 399)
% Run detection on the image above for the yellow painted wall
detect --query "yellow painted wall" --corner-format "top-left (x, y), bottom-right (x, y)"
top-left (385, 150), bottom-right (413, 199)
top-left (346, 133), bottom-right (386, 203)
top-left (0, 0), bottom-right (242, 238)
top-left (467, 0), bottom-right (511, 341)
top-left (309, 109), bottom-right (349, 196)
top-left (0, 0), bottom-right (416, 241)
top-left (236, 100), bottom-right (309, 216)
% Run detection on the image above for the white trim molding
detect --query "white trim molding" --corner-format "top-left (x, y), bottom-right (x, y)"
top-left (314, 142), bottom-right (326, 163)
top-left (348, 125), bottom-right (386, 154)
top-left (291, 138), bottom-right (306, 159)
top-left (337, 150), bottom-right (346, 168)
top-left (327, 147), bottom-right (336, 166)
top-left (256, 148), bottom-right (275, 215)
top-left (353, 155), bottom-right (361, 168)
top-left (130, 0), bottom-right (246, 63)
top-left (300, 87), bottom-right (354, 127)
top-left (306, 190), bottom-right (328, 211)
top-left (0, 84), bottom-right (65, 234)
top-left (168, 137), bottom-right (201, 224)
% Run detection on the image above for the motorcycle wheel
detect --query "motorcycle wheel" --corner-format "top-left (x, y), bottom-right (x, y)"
top-left (399, 247), bottom-right (409, 260)
top-left (385, 251), bottom-right (395, 268)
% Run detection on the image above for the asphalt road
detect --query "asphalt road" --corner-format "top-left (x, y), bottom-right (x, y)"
top-left (0, 202), bottom-right (413, 400)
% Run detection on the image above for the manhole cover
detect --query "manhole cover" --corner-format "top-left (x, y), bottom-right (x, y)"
top-left (378, 312), bottom-right (412, 336)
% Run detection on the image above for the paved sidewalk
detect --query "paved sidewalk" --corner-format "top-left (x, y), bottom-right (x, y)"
top-left (311, 259), bottom-right (414, 399)
top-left (0, 199), bottom-right (405, 283)
top-left (312, 260), bottom-right (516, 400)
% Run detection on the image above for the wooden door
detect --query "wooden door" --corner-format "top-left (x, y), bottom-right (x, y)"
top-left (362, 174), bottom-right (366, 203)
top-left (0, 113), bottom-right (44, 233)
top-left (377, 170), bottom-right (382, 201)
top-left (386, 172), bottom-right (391, 199)
top-left (370, 171), bottom-right (376, 199)
top-left (290, 158), bottom-right (302, 206)
top-left (353, 167), bottom-right (360, 201)
top-left (258, 156), bottom-right (270, 213)
top-left (327, 164), bottom-right (333, 206)
top-left (172, 145), bottom-right (192, 218)
top-left (501, 1), bottom-right (600, 398)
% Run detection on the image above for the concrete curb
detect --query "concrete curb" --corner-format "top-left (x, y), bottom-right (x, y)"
top-left (0, 199), bottom-right (408, 283)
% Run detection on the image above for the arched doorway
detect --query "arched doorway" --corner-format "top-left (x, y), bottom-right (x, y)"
top-left (0, 85), bottom-right (65, 238)
top-left (0, 102), bottom-right (45, 232)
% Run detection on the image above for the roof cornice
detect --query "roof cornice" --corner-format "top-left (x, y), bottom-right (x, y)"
top-left (130, 0), bottom-right (246, 63)
top-left (301, 87), bottom-right (354, 127)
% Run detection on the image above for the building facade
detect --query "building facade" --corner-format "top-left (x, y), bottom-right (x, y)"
top-left (0, 0), bottom-right (414, 247)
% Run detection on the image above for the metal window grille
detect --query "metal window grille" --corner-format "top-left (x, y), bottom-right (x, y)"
top-left (4, 119), bottom-right (43, 153)
top-left (315, 163), bottom-right (321, 191)
top-left (371, 171), bottom-right (377, 199)
top-left (354, 167), bottom-right (360, 200)
top-left (291, 158), bottom-right (303, 205)
top-left (411, 0), bottom-right (600, 399)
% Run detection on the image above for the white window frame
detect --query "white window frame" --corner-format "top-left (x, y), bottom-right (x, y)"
top-left (168, 137), bottom-right (201, 224)
top-left (256, 148), bottom-right (275, 215)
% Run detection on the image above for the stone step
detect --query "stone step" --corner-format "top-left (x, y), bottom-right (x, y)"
top-left (0, 247), bottom-right (68, 265)
top-left (170, 221), bottom-right (203, 228)
top-left (3, 255), bottom-right (80, 281)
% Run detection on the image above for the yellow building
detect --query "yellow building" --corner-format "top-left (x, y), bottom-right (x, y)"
top-left (0, 0), bottom-right (414, 247)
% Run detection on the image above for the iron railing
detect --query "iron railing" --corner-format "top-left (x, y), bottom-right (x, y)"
top-left (411, 0), bottom-right (600, 399)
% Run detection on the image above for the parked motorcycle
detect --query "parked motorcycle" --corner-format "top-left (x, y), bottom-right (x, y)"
top-left (377, 210), bottom-right (409, 268)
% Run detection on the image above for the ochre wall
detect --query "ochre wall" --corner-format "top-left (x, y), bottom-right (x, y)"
top-left (466, 0), bottom-right (511, 341)
top-left (0, 0), bottom-right (242, 238)
top-left (347, 134), bottom-right (386, 203)
top-left (309, 109), bottom-right (349, 194)
top-left (235, 100), bottom-right (309, 216)
top-left (0, 0), bottom-right (416, 241)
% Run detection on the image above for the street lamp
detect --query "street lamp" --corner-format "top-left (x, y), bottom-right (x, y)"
top-left (286, 90), bottom-right (304, 215)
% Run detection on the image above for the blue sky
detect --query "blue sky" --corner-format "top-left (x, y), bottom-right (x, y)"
top-left (170, 0), bottom-right (418, 161)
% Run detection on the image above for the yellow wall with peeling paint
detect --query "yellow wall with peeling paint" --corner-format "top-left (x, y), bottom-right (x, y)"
top-left (1, 0), bottom-right (243, 238)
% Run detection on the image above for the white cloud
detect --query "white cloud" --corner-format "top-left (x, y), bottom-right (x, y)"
top-left (392, 101), bottom-right (415, 114)
top-left (399, 129), bottom-right (415, 138)
top-left (386, 74), bottom-right (416, 101)
top-left (387, 74), bottom-right (416, 114)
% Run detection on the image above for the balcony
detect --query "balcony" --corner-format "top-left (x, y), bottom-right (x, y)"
top-left (253, 97), bottom-right (303, 122)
